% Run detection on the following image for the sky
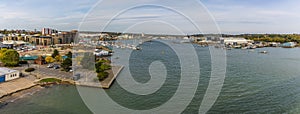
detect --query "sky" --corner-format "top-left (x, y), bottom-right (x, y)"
top-left (0, 0), bottom-right (299, 34)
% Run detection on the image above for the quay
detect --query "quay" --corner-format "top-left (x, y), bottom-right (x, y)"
top-left (0, 64), bottom-right (124, 102)
top-left (0, 76), bottom-right (36, 99)
top-left (75, 65), bottom-right (124, 89)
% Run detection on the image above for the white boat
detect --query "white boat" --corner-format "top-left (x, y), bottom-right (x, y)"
top-left (241, 47), bottom-right (247, 50)
top-left (250, 45), bottom-right (257, 49)
top-left (259, 51), bottom-right (268, 54)
top-left (183, 37), bottom-right (189, 40)
top-left (132, 46), bottom-right (141, 50)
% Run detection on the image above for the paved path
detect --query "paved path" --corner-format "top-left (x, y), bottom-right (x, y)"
top-left (75, 65), bottom-right (123, 88)
top-left (0, 75), bottom-right (36, 98)
top-left (0, 64), bottom-right (74, 100)
top-left (32, 65), bottom-right (72, 79)
top-left (13, 64), bottom-right (73, 80)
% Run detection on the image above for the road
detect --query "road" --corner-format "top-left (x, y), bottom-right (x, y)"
top-left (33, 65), bottom-right (72, 79)
top-left (13, 64), bottom-right (73, 80)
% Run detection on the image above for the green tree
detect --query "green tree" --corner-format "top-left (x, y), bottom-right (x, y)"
top-left (55, 55), bottom-right (63, 62)
top-left (52, 49), bottom-right (59, 58)
top-left (95, 59), bottom-right (111, 81)
top-left (97, 71), bottom-right (109, 81)
top-left (66, 51), bottom-right (72, 58)
top-left (100, 64), bottom-right (111, 71)
top-left (1, 49), bottom-right (19, 67)
top-left (0, 48), bottom-right (8, 60)
top-left (95, 61), bottom-right (103, 73)
top-left (95, 59), bottom-right (111, 73)
top-left (61, 58), bottom-right (72, 71)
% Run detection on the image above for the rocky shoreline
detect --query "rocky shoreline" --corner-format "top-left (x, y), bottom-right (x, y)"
top-left (0, 65), bottom-right (123, 108)
top-left (0, 80), bottom-right (75, 109)
top-left (0, 85), bottom-right (43, 108)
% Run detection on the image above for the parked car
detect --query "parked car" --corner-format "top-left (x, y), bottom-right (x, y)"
top-left (47, 64), bottom-right (54, 68)
top-left (53, 65), bottom-right (60, 69)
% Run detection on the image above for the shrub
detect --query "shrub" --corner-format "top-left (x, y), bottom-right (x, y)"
top-left (97, 72), bottom-right (109, 81)
top-left (45, 56), bottom-right (55, 63)
top-left (4, 62), bottom-right (19, 67)
top-left (19, 61), bottom-right (28, 64)
top-left (52, 49), bottom-right (59, 58)
top-left (39, 78), bottom-right (61, 83)
top-left (25, 68), bottom-right (35, 72)
top-left (100, 64), bottom-right (111, 71)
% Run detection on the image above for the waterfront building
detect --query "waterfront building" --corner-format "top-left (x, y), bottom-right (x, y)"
top-left (3, 30), bottom-right (78, 46)
top-left (3, 34), bottom-right (17, 41)
top-left (193, 36), bottom-right (222, 44)
top-left (281, 42), bottom-right (297, 48)
top-left (223, 37), bottom-right (253, 45)
top-left (30, 35), bottom-right (52, 45)
top-left (0, 67), bottom-right (20, 83)
top-left (52, 30), bottom-right (77, 44)
top-left (269, 42), bottom-right (280, 47)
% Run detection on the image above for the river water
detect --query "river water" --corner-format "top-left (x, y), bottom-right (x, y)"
top-left (1, 40), bottom-right (300, 113)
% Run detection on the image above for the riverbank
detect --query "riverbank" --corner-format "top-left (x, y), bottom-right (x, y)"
top-left (0, 79), bottom-right (76, 107)
top-left (0, 76), bottom-right (36, 99)
top-left (0, 86), bottom-right (43, 107)
top-left (0, 65), bottom-right (124, 105)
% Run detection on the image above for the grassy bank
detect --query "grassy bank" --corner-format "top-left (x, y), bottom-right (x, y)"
top-left (39, 78), bottom-right (62, 83)
top-left (37, 78), bottom-right (75, 85)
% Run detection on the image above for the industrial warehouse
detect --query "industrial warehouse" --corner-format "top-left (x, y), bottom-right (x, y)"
top-left (0, 67), bottom-right (20, 83)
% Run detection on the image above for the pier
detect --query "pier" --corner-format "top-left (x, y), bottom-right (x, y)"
top-left (0, 77), bottom-right (36, 99)
top-left (75, 65), bottom-right (124, 89)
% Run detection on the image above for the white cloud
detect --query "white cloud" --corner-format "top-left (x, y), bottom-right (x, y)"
top-left (203, 0), bottom-right (300, 34)
top-left (0, 0), bottom-right (299, 34)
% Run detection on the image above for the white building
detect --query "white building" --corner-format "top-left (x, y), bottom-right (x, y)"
top-left (94, 50), bottom-right (109, 56)
top-left (0, 67), bottom-right (20, 83)
top-left (223, 37), bottom-right (253, 45)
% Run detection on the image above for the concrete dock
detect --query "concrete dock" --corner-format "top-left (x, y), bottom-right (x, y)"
top-left (0, 76), bottom-right (36, 99)
top-left (75, 65), bottom-right (124, 89)
top-left (0, 64), bottom-right (123, 102)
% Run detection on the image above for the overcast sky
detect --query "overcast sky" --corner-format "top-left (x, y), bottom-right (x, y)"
top-left (0, 0), bottom-right (299, 34)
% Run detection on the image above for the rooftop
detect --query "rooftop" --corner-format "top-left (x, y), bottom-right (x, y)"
top-left (0, 67), bottom-right (18, 75)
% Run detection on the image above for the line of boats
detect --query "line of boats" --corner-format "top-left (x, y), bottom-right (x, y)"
top-left (113, 44), bottom-right (141, 50)
top-left (81, 40), bottom-right (142, 51)
top-left (214, 45), bottom-right (268, 54)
